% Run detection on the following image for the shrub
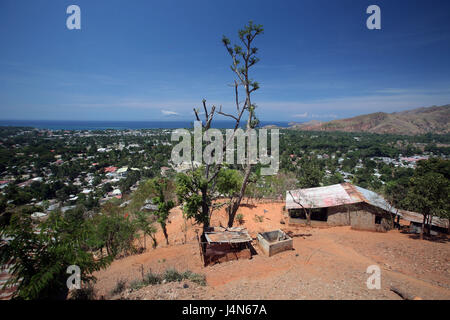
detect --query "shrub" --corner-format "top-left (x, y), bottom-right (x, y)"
top-left (186, 272), bottom-right (206, 286)
top-left (143, 271), bottom-right (162, 285)
top-left (254, 214), bottom-right (264, 222)
top-left (110, 279), bottom-right (127, 296)
top-left (163, 268), bottom-right (184, 282)
top-left (129, 279), bottom-right (145, 291)
top-left (0, 212), bottom-right (112, 300)
top-left (70, 282), bottom-right (97, 300)
top-left (128, 268), bottom-right (207, 292)
top-left (235, 213), bottom-right (244, 225)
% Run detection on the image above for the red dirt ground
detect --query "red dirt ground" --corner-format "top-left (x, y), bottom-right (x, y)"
top-left (92, 200), bottom-right (450, 300)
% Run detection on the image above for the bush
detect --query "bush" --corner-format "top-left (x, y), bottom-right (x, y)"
top-left (254, 214), bottom-right (264, 222)
top-left (128, 268), bottom-right (206, 292)
top-left (143, 271), bottom-right (162, 285)
top-left (129, 279), bottom-right (145, 292)
top-left (70, 282), bottom-right (97, 300)
top-left (235, 213), bottom-right (244, 225)
top-left (163, 268), bottom-right (184, 282)
top-left (0, 212), bottom-right (112, 300)
top-left (110, 279), bottom-right (127, 296)
top-left (185, 272), bottom-right (206, 286)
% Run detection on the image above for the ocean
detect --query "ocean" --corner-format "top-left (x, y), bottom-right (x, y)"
top-left (0, 120), bottom-right (292, 130)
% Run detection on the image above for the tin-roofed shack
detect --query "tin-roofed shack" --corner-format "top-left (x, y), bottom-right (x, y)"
top-left (286, 183), bottom-right (400, 232)
top-left (198, 227), bottom-right (253, 266)
top-left (399, 210), bottom-right (449, 235)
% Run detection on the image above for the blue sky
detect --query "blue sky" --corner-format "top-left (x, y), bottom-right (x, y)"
top-left (1, 0), bottom-right (450, 121)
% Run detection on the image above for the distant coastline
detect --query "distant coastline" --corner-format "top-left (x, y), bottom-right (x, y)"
top-left (0, 120), bottom-right (293, 131)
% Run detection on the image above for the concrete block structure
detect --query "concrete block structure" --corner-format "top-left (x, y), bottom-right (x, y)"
top-left (257, 230), bottom-right (293, 257)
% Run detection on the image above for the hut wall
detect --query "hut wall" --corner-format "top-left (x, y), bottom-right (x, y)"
top-left (326, 206), bottom-right (353, 226)
top-left (349, 204), bottom-right (391, 232)
top-left (289, 203), bottom-right (392, 233)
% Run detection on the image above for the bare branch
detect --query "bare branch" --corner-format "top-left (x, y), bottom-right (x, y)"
top-left (202, 99), bottom-right (209, 120)
top-left (218, 106), bottom-right (238, 121)
top-left (193, 108), bottom-right (201, 123)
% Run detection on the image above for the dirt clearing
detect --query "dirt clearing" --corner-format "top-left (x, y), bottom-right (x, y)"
top-left (93, 200), bottom-right (450, 300)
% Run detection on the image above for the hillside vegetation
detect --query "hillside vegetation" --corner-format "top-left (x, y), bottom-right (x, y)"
top-left (290, 105), bottom-right (450, 135)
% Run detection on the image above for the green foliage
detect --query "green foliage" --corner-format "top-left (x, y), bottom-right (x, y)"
top-left (129, 279), bottom-right (146, 291)
top-left (69, 282), bottom-right (97, 300)
top-left (163, 268), bottom-right (185, 282)
top-left (405, 158), bottom-right (450, 223)
top-left (245, 170), bottom-right (297, 199)
top-left (128, 268), bottom-right (206, 292)
top-left (143, 270), bottom-right (162, 285)
top-left (110, 279), bottom-right (127, 296)
top-left (296, 157), bottom-right (323, 188)
top-left (134, 210), bottom-right (157, 249)
top-left (149, 178), bottom-right (176, 245)
top-left (324, 172), bottom-right (344, 186)
top-left (0, 211), bottom-right (111, 300)
top-left (176, 168), bottom-right (212, 227)
top-left (181, 270), bottom-right (207, 286)
top-left (88, 202), bottom-right (138, 258)
top-left (216, 169), bottom-right (242, 197)
top-left (235, 213), bottom-right (244, 225)
top-left (254, 214), bottom-right (264, 223)
top-left (162, 268), bottom-right (206, 286)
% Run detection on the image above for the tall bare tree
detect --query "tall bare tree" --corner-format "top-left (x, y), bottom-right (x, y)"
top-left (220, 21), bottom-right (264, 227)
top-left (176, 21), bottom-right (264, 229)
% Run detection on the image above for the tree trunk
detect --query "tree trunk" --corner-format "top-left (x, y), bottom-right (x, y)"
top-left (226, 205), bottom-right (233, 228)
top-left (306, 209), bottom-right (311, 226)
top-left (162, 224), bottom-right (169, 245)
top-left (428, 215), bottom-right (433, 236)
top-left (228, 165), bottom-right (252, 228)
top-left (150, 235), bottom-right (157, 248)
top-left (201, 187), bottom-right (210, 230)
top-left (420, 214), bottom-right (426, 240)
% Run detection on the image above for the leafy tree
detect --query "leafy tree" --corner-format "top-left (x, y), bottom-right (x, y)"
top-left (176, 168), bottom-right (212, 228)
top-left (150, 178), bottom-right (175, 245)
top-left (404, 158), bottom-right (450, 238)
top-left (0, 211), bottom-right (111, 300)
top-left (216, 169), bottom-right (243, 227)
top-left (324, 172), bottom-right (344, 186)
top-left (134, 211), bottom-right (157, 249)
top-left (296, 157), bottom-right (323, 188)
top-left (89, 203), bottom-right (138, 258)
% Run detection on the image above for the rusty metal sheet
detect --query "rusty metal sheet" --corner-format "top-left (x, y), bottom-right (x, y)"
top-left (286, 184), bottom-right (357, 209)
top-left (286, 183), bottom-right (400, 216)
top-left (204, 228), bottom-right (252, 244)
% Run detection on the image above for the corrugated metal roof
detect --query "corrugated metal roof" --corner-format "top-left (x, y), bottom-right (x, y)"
top-left (399, 210), bottom-right (448, 229)
top-left (353, 186), bottom-right (397, 214)
top-left (204, 227), bottom-right (252, 244)
top-left (286, 183), bottom-right (399, 215)
top-left (286, 184), bottom-right (354, 209)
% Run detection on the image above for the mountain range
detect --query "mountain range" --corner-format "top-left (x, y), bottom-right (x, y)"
top-left (285, 105), bottom-right (450, 135)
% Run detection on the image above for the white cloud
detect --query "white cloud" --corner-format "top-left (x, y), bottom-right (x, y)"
top-left (292, 112), bottom-right (308, 118)
top-left (161, 110), bottom-right (180, 116)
